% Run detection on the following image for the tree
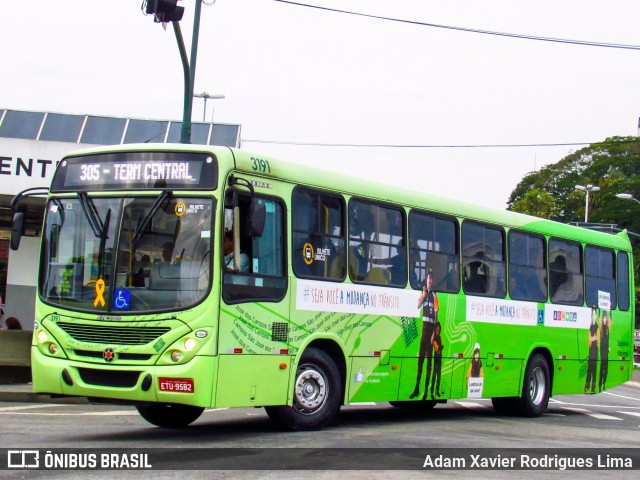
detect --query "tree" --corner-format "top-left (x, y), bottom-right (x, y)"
top-left (508, 137), bottom-right (640, 228)
top-left (510, 189), bottom-right (560, 219)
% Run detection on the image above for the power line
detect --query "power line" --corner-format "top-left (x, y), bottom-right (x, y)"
top-left (243, 139), bottom-right (640, 149)
top-left (273, 0), bottom-right (640, 51)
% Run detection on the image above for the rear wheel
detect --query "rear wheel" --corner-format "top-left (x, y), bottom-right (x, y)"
top-left (265, 347), bottom-right (341, 431)
top-left (136, 403), bottom-right (204, 428)
top-left (517, 354), bottom-right (550, 417)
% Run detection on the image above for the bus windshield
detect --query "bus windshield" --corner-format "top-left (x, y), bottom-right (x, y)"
top-left (40, 195), bottom-right (214, 314)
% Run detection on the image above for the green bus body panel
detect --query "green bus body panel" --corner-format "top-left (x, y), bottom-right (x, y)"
top-left (29, 144), bottom-right (635, 412)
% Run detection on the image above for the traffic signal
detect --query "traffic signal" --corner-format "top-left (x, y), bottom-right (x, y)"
top-left (145, 0), bottom-right (184, 23)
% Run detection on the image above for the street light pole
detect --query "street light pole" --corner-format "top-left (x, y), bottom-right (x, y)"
top-left (615, 193), bottom-right (640, 206)
top-left (575, 184), bottom-right (601, 223)
top-left (171, 1), bottom-right (203, 144)
top-left (193, 92), bottom-right (225, 121)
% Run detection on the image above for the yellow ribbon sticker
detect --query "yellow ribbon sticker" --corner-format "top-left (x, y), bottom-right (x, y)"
top-left (93, 278), bottom-right (106, 307)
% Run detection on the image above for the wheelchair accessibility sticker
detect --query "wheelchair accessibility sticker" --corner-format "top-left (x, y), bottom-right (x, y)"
top-left (113, 289), bottom-right (131, 311)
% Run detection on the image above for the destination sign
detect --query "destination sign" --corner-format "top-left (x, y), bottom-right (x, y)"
top-left (51, 151), bottom-right (218, 192)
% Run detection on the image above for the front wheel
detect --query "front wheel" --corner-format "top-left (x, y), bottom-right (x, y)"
top-left (136, 403), bottom-right (204, 428)
top-left (265, 347), bottom-right (341, 431)
top-left (517, 354), bottom-right (550, 417)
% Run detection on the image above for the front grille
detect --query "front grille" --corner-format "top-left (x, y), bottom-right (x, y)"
top-left (118, 353), bottom-right (152, 361)
top-left (78, 368), bottom-right (141, 388)
top-left (74, 350), bottom-right (152, 361)
top-left (58, 322), bottom-right (170, 345)
top-left (74, 350), bottom-right (102, 359)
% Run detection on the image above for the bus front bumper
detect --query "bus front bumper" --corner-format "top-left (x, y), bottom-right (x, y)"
top-left (31, 347), bottom-right (217, 408)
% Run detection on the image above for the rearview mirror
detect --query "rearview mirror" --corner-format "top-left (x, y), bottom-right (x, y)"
top-left (246, 200), bottom-right (266, 237)
top-left (10, 212), bottom-right (24, 251)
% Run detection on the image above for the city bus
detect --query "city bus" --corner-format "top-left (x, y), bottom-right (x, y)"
top-left (10, 144), bottom-right (635, 430)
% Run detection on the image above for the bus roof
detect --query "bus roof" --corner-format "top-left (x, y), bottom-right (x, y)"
top-left (59, 143), bottom-right (632, 251)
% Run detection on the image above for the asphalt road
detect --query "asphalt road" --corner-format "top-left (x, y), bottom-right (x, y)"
top-left (1, 382), bottom-right (639, 479)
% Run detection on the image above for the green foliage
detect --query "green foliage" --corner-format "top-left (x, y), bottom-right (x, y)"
top-left (507, 136), bottom-right (640, 325)
top-left (508, 136), bottom-right (640, 226)
top-left (510, 188), bottom-right (560, 219)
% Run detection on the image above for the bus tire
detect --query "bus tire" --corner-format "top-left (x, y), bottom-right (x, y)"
top-left (517, 353), bottom-right (550, 417)
top-left (265, 347), bottom-right (341, 431)
top-left (389, 400), bottom-right (437, 411)
top-left (136, 403), bottom-right (204, 428)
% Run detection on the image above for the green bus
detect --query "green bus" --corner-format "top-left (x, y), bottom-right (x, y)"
top-left (11, 144), bottom-right (635, 430)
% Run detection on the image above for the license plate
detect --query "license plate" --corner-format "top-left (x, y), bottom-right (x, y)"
top-left (158, 378), bottom-right (194, 393)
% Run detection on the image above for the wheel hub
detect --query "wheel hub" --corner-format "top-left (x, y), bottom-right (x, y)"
top-left (529, 366), bottom-right (546, 406)
top-left (294, 367), bottom-right (327, 415)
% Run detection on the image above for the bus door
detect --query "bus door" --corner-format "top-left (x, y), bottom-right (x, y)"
top-left (215, 182), bottom-right (292, 408)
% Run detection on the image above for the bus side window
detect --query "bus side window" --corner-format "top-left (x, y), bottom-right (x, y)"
top-left (462, 222), bottom-right (505, 298)
top-left (291, 188), bottom-right (346, 281)
top-left (222, 192), bottom-right (287, 304)
top-left (508, 231), bottom-right (547, 302)
top-left (548, 238), bottom-right (583, 305)
top-left (585, 246), bottom-right (616, 309)
top-left (348, 199), bottom-right (407, 287)
top-left (617, 252), bottom-right (630, 311)
top-left (408, 210), bottom-right (459, 293)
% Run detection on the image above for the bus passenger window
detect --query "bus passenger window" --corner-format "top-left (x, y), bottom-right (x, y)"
top-left (348, 200), bottom-right (406, 287)
top-left (292, 188), bottom-right (346, 281)
top-left (617, 252), bottom-right (630, 311)
top-left (408, 211), bottom-right (459, 293)
top-left (462, 222), bottom-right (505, 298)
top-left (508, 231), bottom-right (547, 302)
top-left (585, 246), bottom-right (615, 309)
top-left (548, 239), bottom-right (583, 306)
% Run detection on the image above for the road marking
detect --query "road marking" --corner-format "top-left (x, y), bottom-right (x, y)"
top-left (455, 401), bottom-right (488, 409)
top-left (603, 391), bottom-right (640, 402)
top-left (0, 404), bottom-right (72, 412)
top-left (548, 399), bottom-right (640, 410)
top-left (561, 407), bottom-right (623, 421)
top-left (618, 411), bottom-right (640, 419)
top-left (0, 407), bottom-right (228, 417)
top-left (0, 411), bottom-right (137, 416)
top-left (542, 413), bottom-right (566, 417)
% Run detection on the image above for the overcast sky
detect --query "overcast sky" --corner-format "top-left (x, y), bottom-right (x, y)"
top-left (3, 0), bottom-right (640, 209)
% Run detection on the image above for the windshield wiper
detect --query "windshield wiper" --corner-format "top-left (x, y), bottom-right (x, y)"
top-left (78, 192), bottom-right (108, 239)
top-left (77, 193), bottom-right (111, 279)
top-left (131, 190), bottom-right (172, 248)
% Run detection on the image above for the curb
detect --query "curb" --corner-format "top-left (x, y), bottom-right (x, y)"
top-left (0, 389), bottom-right (88, 404)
